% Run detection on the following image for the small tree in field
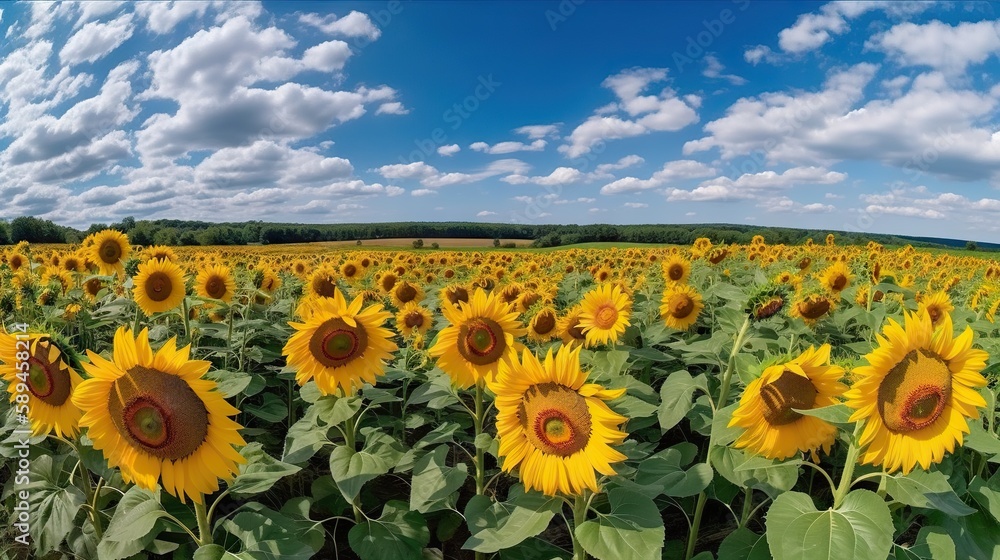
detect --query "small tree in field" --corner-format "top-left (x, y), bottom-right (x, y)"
top-left (967, 240), bottom-right (978, 251)
top-left (412, 239), bottom-right (424, 249)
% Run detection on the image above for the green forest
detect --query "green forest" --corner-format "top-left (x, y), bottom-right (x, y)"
top-left (0, 215), bottom-right (991, 250)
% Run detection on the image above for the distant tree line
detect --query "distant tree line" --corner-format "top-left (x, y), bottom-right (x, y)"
top-left (0, 215), bottom-right (991, 251)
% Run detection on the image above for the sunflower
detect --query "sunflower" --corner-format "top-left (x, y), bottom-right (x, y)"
top-left (491, 345), bottom-right (628, 496)
top-left (440, 284), bottom-right (470, 307)
top-left (145, 246), bottom-right (178, 263)
top-left (133, 259), bottom-right (187, 316)
top-left (919, 291), bottom-right (953, 328)
top-left (577, 283), bottom-right (631, 347)
top-left (395, 302), bottom-right (433, 338)
top-left (730, 345), bottom-right (847, 461)
top-left (88, 229), bottom-right (131, 277)
top-left (391, 281), bottom-right (424, 308)
top-left (661, 283), bottom-right (704, 331)
top-left (377, 272), bottom-right (398, 294)
top-left (557, 306), bottom-right (589, 347)
top-left (819, 261), bottom-right (853, 296)
top-left (527, 307), bottom-right (558, 343)
top-left (662, 255), bottom-right (691, 284)
top-left (195, 264), bottom-right (235, 303)
top-left (340, 260), bottom-right (363, 283)
top-left (72, 328), bottom-right (246, 504)
top-left (62, 254), bottom-right (83, 273)
top-left (429, 288), bottom-right (526, 389)
top-left (283, 287), bottom-right (397, 396)
top-left (83, 278), bottom-right (105, 302)
top-left (7, 252), bottom-right (27, 272)
top-left (790, 293), bottom-right (835, 325)
top-left (290, 259), bottom-right (312, 279)
top-left (845, 311), bottom-right (988, 474)
top-left (1, 333), bottom-right (84, 438)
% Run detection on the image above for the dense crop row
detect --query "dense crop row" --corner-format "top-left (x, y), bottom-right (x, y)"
top-left (2, 232), bottom-right (1000, 560)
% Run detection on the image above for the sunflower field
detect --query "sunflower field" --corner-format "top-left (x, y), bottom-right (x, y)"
top-left (3, 231), bottom-right (1000, 560)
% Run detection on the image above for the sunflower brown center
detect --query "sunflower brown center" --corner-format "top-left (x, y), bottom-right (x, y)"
top-left (309, 318), bottom-right (369, 368)
top-left (519, 383), bottom-right (592, 456)
top-left (593, 305), bottom-right (619, 329)
top-left (755, 297), bottom-right (785, 320)
top-left (404, 311), bottom-right (425, 329)
top-left (107, 366), bottom-right (209, 460)
top-left (566, 316), bottom-right (587, 340)
top-left (927, 306), bottom-right (942, 324)
top-left (457, 318), bottom-right (507, 366)
top-left (312, 276), bottom-right (337, 298)
top-left (99, 240), bottom-right (122, 264)
top-left (144, 271), bottom-right (173, 302)
top-left (396, 283), bottom-right (417, 303)
top-left (798, 257), bottom-right (811, 270)
top-left (520, 292), bottom-right (540, 309)
top-left (667, 264), bottom-right (685, 281)
top-left (831, 274), bottom-right (848, 291)
top-left (446, 287), bottom-right (469, 305)
top-left (85, 278), bottom-right (103, 296)
top-left (878, 350), bottom-right (952, 433)
top-left (344, 264), bottom-right (357, 277)
top-left (760, 370), bottom-right (818, 426)
top-left (668, 293), bottom-right (694, 319)
top-left (205, 276), bottom-right (227, 299)
top-left (533, 311), bottom-right (556, 335)
top-left (380, 274), bottom-right (397, 292)
top-left (798, 298), bottom-right (831, 320)
top-left (25, 347), bottom-right (72, 407)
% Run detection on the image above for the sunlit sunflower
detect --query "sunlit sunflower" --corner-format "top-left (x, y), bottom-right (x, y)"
top-left (395, 302), bottom-right (433, 338)
top-left (306, 264), bottom-right (340, 301)
top-left (527, 307), bottom-right (558, 343)
top-left (7, 252), bottom-right (27, 272)
top-left (578, 283), bottom-right (631, 347)
top-left (557, 306), bottom-right (589, 347)
top-left (819, 261), bottom-right (853, 296)
top-left (1, 333), bottom-right (84, 438)
top-left (440, 284), bottom-right (470, 307)
top-left (918, 291), bottom-right (954, 328)
top-left (340, 260), bottom-right (363, 283)
top-left (492, 345), bottom-right (628, 497)
top-left (133, 259), bottom-right (187, 316)
top-left (429, 288), bottom-right (526, 389)
top-left (845, 311), bottom-right (988, 474)
top-left (145, 246), bottom-right (178, 263)
top-left (377, 272), bottom-right (398, 294)
top-left (88, 229), bottom-right (131, 277)
top-left (660, 283), bottom-right (704, 331)
top-left (730, 345), bottom-right (847, 461)
top-left (290, 259), bottom-right (312, 279)
top-left (283, 287), bottom-right (397, 395)
top-left (83, 277), bottom-right (105, 302)
top-left (662, 255), bottom-right (691, 284)
top-left (73, 327), bottom-right (246, 504)
top-left (62, 254), bottom-right (83, 273)
top-left (195, 264), bottom-right (235, 303)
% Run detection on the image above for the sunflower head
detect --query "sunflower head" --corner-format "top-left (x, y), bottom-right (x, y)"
top-left (577, 283), bottom-right (632, 347)
top-left (1, 332), bottom-right (84, 438)
top-left (818, 261), bottom-right (853, 295)
top-left (133, 258), bottom-right (187, 316)
top-left (391, 281), bottom-right (424, 308)
top-left (730, 345), bottom-right (846, 460)
top-left (395, 302), bottom-right (433, 338)
top-left (662, 255), bottom-right (691, 284)
top-left (790, 293), bottom-right (835, 325)
top-left (88, 230), bottom-right (131, 278)
top-left (492, 345), bottom-right (628, 497)
top-left (73, 328), bottom-right (246, 503)
top-left (284, 287), bottom-right (398, 396)
top-left (528, 307), bottom-right (558, 343)
top-left (661, 283), bottom-right (704, 331)
top-left (918, 291), bottom-right (954, 328)
top-left (195, 264), bottom-right (235, 303)
top-left (845, 310), bottom-right (988, 474)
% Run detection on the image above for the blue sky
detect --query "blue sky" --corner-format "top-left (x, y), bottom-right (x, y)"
top-left (1, 1), bottom-right (1000, 240)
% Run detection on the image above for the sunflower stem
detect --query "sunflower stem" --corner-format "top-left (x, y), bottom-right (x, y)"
top-left (687, 314), bottom-right (752, 560)
top-left (181, 297), bottom-right (192, 346)
top-left (473, 379), bottom-right (487, 496)
top-left (569, 493), bottom-right (589, 560)
top-left (833, 423), bottom-right (865, 509)
top-left (79, 465), bottom-right (104, 539)
top-left (225, 307), bottom-right (234, 370)
top-left (194, 499), bottom-right (213, 546)
top-left (738, 487), bottom-right (753, 529)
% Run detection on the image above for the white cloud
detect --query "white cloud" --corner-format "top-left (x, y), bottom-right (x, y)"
top-left (761, 196), bottom-right (835, 213)
top-left (470, 139), bottom-right (546, 154)
top-left (514, 124), bottom-right (560, 139)
top-left (477, 210), bottom-right (497, 217)
top-left (869, 20), bottom-right (1000, 75)
top-left (134, 1), bottom-right (212, 35)
top-left (560, 67), bottom-right (699, 157)
top-left (664, 166), bottom-right (846, 202)
top-left (298, 11), bottom-right (381, 40)
top-left (60, 14), bottom-right (134, 65)
top-left (411, 188), bottom-right (437, 197)
top-left (702, 54), bottom-right (746, 85)
top-left (301, 40), bottom-right (352, 72)
top-left (376, 162), bottom-right (438, 180)
top-left (503, 167), bottom-right (587, 186)
top-left (865, 204), bottom-right (946, 219)
top-left (377, 159), bottom-right (530, 188)
top-left (744, 45), bottom-right (776, 65)
top-left (776, 1), bottom-right (935, 54)
top-left (376, 101), bottom-right (409, 115)
top-left (594, 154), bottom-right (644, 176)
top-left (600, 160), bottom-right (716, 194)
top-left (624, 202), bottom-right (648, 208)
top-left (437, 144), bottom-right (460, 156)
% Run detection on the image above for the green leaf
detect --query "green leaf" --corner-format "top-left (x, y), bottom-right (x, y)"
top-left (711, 403), bottom-right (742, 447)
top-left (463, 487), bottom-right (561, 553)
top-left (220, 504), bottom-right (317, 560)
top-left (409, 445), bottom-right (468, 513)
top-left (711, 446), bottom-right (799, 496)
top-left (282, 409), bottom-right (332, 464)
top-left (926, 510), bottom-right (1000, 559)
top-left (98, 487), bottom-right (170, 560)
top-left (968, 473), bottom-right (1000, 524)
top-left (965, 420), bottom-right (1000, 461)
top-left (16, 454), bottom-right (85, 555)
top-left (718, 527), bottom-right (771, 560)
top-left (587, 349), bottom-right (631, 380)
top-left (893, 526), bottom-right (955, 560)
top-left (206, 369), bottom-right (253, 398)
top-left (766, 489), bottom-right (893, 560)
top-left (610, 394), bottom-right (659, 418)
top-left (329, 444), bottom-right (391, 502)
top-left (621, 446), bottom-right (712, 498)
top-left (575, 488), bottom-right (665, 560)
top-left (658, 369), bottom-right (707, 432)
top-left (884, 470), bottom-right (975, 516)
top-left (244, 392), bottom-right (288, 422)
top-left (229, 442), bottom-right (301, 496)
top-left (792, 403), bottom-right (854, 424)
top-left (348, 501), bottom-right (429, 560)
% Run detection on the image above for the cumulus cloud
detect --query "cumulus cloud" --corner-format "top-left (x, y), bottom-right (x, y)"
top-left (559, 67), bottom-right (699, 157)
top-left (437, 144), bottom-right (460, 156)
top-left (664, 166), bottom-right (846, 202)
top-left (702, 54), bottom-right (746, 85)
top-left (514, 124), bottom-right (560, 139)
top-left (470, 139), bottom-right (546, 154)
top-left (776, 1), bottom-right (935, 54)
top-left (60, 14), bottom-right (134, 65)
top-left (298, 11), bottom-right (381, 40)
top-left (376, 159), bottom-right (530, 189)
top-left (600, 160), bottom-right (716, 195)
top-left (869, 20), bottom-right (1000, 75)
